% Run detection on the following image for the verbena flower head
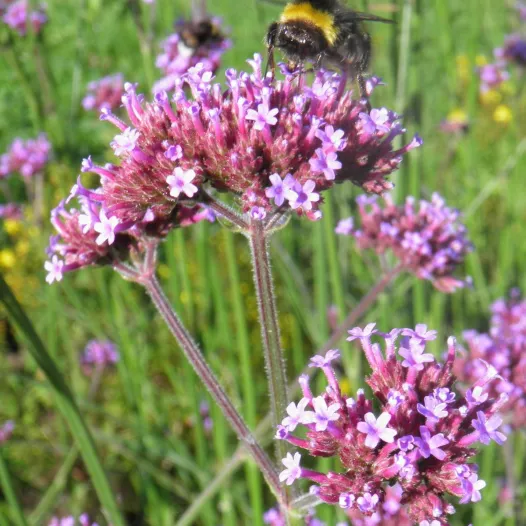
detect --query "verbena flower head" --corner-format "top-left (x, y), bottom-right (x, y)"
top-left (1, 0), bottom-right (47, 35)
top-left (477, 62), bottom-right (510, 93)
top-left (81, 339), bottom-right (119, 372)
top-left (276, 325), bottom-right (508, 524)
top-left (48, 515), bottom-right (99, 526)
top-left (0, 420), bottom-right (14, 443)
top-left (82, 74), bottom-right (125, 112)
top-left (153, 15), bottom-right (231, 93)
top-left (336, 193), bottom-right (472, 292)
top-left (495, 34), bottom-right (526, 67)
top-left (81, 56), bottom-right (419, 228)
top-left (455, 290), bottom-right (526, 428)
top-left (0, 134), bottom-right (51, 179)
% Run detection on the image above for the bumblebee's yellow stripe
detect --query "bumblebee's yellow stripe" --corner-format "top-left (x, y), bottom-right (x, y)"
top-left (280, 3), bottom-right (338, 45)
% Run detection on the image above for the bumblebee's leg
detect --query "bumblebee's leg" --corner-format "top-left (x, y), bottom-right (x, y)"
top-left (264, 22), bottom-right (279, 77)
top-left (343, 30), bottom-right (372, 109)
top-left (265, 46), bottom-right (276, 77)
top-left (295, 62), bottom-right (307, 88)
top-left (358, 74), bottom-right (371, 112)
top-left (358, 33), bottom-right (372, 109)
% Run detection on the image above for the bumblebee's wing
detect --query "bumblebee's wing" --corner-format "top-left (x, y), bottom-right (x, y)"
top-left (348, 11), bottom-right (394, 23)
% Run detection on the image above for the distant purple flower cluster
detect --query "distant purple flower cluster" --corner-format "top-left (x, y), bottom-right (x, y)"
top-left (1, 0), bottom-right (47, 35)
top-left (477, 3), bottom-right (526, 91)
top-left (0, 134), bottom-right (51, 179)
top-left (455, 290), bottom-right (526, 428)
top-left (496, 33), bottom-right (526, 67)
top-left (477, 63), bottom-right (510, 93)
top-left (48, 515), bottom-right (99, 526)
top-left (153, 16), bottom-right (231, 94)
top-left (276, 324), bottom-right (508, 524)
top-left (81, 339), bottom-right (119, 372)
top-left (82, 74), bottom-right (124, 112)
top-left (336, 194), bottom-right (472, 292)
top-left (347, 483), bottom-right (411, 525)
top-left (0, 420), bottom-right (14, 443)
top-left (199, 400), bottom-right (213, 433)
top-left (0, 203), bottom-right (23, 220)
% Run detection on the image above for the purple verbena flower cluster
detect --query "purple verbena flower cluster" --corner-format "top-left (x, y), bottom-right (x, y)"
top-left (347, 483), bottom-right (411, 525)
top-left (1, 0), bottom-right (47, 35)
top-left (477, 4), bottom-right (526, 92)
top-left (82, 74), bottom-right (125, 112)
top-left (276, 324), bottom-right (508, 524)
top-left (0, 420), bottom-right (14, 443)
top-left (0, 203), bottom-right (23, 220)
top-left (199, 400), bottom-right (213, 433)
top-left (496, 33), bottom-right (526, 67)
top-left (455, 290), bottom-right (526, 428)
top-left (336, 194), bottom-right (472, 292)
top-left (0, 134), bottom-right (51, 179)
top-left (81, 339), bottom-right (119, 372)
top-left (48, 515), bottom-right (99, 526)
top-left (153, 16), bottom-right (231, 94)
top-left (75, 55), bottom-right (419, 228)
top-left (477, 63), bottom-right (510, 93)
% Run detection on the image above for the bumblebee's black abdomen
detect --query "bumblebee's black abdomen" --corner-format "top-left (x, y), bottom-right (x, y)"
top-left (274, 21), bottom-right (329, 62)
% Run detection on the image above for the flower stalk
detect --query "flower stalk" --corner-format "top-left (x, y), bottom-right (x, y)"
top-left (113, 249), bottom-right (284, 503)
top-left (248, 220), bottom-right (290, 459)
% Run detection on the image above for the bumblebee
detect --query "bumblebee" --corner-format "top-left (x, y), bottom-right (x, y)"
top-left (265, 0), bottom-right (393, 100)
top-left (177, 0), bottom-right (225, 51)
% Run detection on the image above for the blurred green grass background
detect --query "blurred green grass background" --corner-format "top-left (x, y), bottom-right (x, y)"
top-left (1, 0), bottom-right (525, 524)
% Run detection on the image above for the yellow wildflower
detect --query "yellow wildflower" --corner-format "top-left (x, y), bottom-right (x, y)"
top-left (3, 219), bottom-right (22, 237)
top-left (0, 249), bottom-right (16, 269)
top-left (493, 105), bottom-right (513, 124)
top-left (480, 89), bottom-right (501, 107)
top-left (447, 108), bottom-right (468, 126)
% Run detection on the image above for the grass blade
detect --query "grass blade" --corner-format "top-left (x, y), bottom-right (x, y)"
top-left (0, 274), bottom-right (126, 526)
top-left (0, 448), bottom-right (28, 526)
